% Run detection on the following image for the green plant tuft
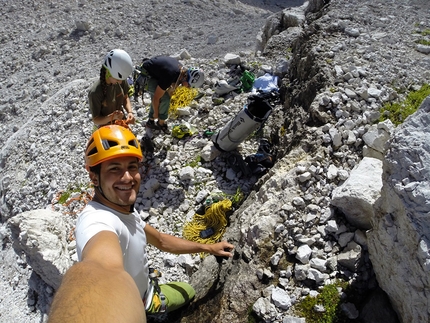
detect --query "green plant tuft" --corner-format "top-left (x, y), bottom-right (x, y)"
top-left (417, 39), bottom-right (430, 46)
top-left (186, 155), bottom-right (202, 168)
top-left (247, 304), bottom-right (258, 323)
top-left (57, 183), bottom-right (90, 204)
top-left (209, 187), bottom-right (244, 207)
top-left (295, 281), bottom-right (349, 323)
top-left (58, 191), bottom-right (72, 204)
top-left (379, 83), bottom-right (430, 126)
top-left (229, 187), bottom-right (244, 206)
top-left (420, 28), bottom-right (430, 36)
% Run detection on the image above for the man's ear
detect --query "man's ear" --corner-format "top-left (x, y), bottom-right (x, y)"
top-left (89, 171), bottom-right (99, 187)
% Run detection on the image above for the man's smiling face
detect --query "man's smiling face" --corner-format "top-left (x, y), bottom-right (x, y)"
top-left (91, 156), bottom-right (141, 212)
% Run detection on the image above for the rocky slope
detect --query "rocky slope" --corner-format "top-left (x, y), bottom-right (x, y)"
top-left (0, 1), bottom-right (299, 322)
top-left (1, 0), bottom-right (430, 323)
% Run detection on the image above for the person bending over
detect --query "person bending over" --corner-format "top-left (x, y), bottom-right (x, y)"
top-left (141, 55), bottom-right (204, 134)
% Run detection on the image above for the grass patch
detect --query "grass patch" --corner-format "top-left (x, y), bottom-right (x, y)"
top-left (285, 47), bottom-right (293, 60)
top-left (249, 61), bottom-right (262, 70)
top-left (379, 83), bottom-right (430, 126)
top-left (247, 304), bottom-right (258, 323)
top-left (228, 187), bottom-right (244, 206)
top-left (185, 155), bottom-right (201, 168)
top-left (208, 187), bottom-right (244, 208)
top-left (414, 28), bottom-right (430, 45)
top-left (57, 184), bottom-right (90, 204)
top-left (417, 39), bottom-right (430, 46)
top-left (295, 281), bottom-right (349, 323)
top-left (419, 28), bottom-right (430, 36)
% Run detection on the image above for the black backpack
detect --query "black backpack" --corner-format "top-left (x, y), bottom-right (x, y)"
top-left (132, 58), bottom-right (150, 101)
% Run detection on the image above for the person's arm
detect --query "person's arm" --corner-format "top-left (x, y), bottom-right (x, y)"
top-left (92, 110), bottom-right (125, 126)
top-left (144, 224), bottom-right (234, 257)
top-left (123, 96), bottom-right (135, 124)
top-left (121, 81), bottom-right (135, 124)
top-left (48, 231), bottom-right (146, 323)
top-left (151, 85), bottom-right (166, 120)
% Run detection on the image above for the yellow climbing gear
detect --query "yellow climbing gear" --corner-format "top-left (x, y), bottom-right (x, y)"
top-left (172, 124), bottom-right (192, 139)
top-left (127, 84), bottom-right (135, 97)
top-left (169, 86), bottom-right (198, 119)
top-left (183, 199), bottom-right (232, 257)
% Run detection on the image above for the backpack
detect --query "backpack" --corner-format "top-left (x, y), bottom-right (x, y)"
top-left (244, 138), bottom-right (276, 177)
top-left (240, 70), bottom-right (255, 92)
top-left (132, 58), bottom-right (150, 101)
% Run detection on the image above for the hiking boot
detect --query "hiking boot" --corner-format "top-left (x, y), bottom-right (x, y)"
top-left (146, 119), bottom-right (160, 130)
top-left (157, 122), bottom-right (170, 135)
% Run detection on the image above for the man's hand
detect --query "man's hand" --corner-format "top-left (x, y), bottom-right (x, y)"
top-left (209, 241), bottom-right (234, 258)
top-left (111, 110), bottom-right (124, 121)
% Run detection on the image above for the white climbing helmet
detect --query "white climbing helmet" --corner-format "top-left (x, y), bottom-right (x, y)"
top-left (187, 67), bottom-right (205, 88)
top-left (103, 49), bottom-right (133, 80)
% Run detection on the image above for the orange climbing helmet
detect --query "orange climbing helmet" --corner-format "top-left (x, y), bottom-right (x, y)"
top-left (85, 125), bottom-right (142, 170)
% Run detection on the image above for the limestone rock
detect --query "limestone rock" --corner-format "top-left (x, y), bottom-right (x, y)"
top-left (8, 209), bottom-right (73, 290)
top-left (331, 157), bottom-right (383, 229)
top-left (368, 96), bottom-right (430, 323)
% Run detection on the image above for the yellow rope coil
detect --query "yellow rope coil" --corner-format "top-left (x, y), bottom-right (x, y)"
top-left (169, 86), bottom-right (198, 119)
top-left (183, 199), bottom-right (232, 256)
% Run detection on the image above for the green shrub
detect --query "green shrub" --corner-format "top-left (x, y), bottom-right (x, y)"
top-left (379, 84), bottom-right (430, 126)
top-left (417, 39), bottom-right (430, 46)
top-left (295, 281), bottom-right (351, 323)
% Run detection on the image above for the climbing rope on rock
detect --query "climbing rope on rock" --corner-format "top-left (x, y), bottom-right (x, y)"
top-left (169, 86), bottom-right (199, 119)
top-left (183, 199), bottom-right (232, 257)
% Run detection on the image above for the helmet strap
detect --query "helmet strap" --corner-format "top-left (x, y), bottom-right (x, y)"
top-left (105, 67), bottom-right (112, 80)
top-left (186, 68), bottom-right (191, 83)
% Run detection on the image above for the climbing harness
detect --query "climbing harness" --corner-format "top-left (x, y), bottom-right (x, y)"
top-left (147, 268), bottom-right (168, 313)
top-left (108, 114), bottom-right (130, 129)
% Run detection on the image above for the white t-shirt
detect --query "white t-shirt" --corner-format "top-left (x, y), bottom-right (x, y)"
top-left (75, 201), bottom-right (150, 300)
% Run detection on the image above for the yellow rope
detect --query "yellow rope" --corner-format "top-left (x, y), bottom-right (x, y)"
top-left (169, 86), bottom-right (198, 119)
top-left (183, 199), bottom-right (232, 257)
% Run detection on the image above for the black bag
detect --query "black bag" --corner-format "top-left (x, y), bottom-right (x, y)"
top-left (244, 138), bottom-right (276, 176)
top-left (133, 58), bottom-right (150, 100)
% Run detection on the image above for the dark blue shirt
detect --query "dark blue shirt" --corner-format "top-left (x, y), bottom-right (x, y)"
top-left (142, 56), bottom-right (183, 91)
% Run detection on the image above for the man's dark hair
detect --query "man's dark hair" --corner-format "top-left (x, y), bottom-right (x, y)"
top-left (89, 164), bottom-right (101, 175)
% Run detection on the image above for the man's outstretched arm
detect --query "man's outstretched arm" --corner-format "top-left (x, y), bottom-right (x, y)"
top-left (145, 224), bottom-right (234, 258)
top-left (48, 231), bottom-right (146, 323)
